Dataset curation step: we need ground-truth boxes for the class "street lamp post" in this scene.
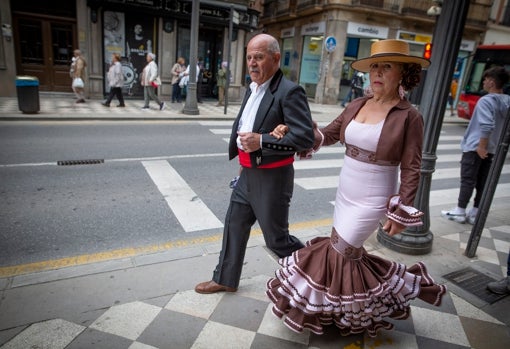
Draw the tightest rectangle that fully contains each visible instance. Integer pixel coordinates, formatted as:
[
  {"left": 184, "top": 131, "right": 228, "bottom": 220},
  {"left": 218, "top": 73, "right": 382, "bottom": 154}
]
[
  {"left": 377, "top": 0, "right": 470, "bottom": 254},
  {"left": 183, "top": 0, "right": 200, "bottom": 115}
]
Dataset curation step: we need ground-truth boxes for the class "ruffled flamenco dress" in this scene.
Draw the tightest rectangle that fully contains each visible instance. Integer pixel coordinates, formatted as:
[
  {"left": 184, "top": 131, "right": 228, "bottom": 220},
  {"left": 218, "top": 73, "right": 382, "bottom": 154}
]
[{"left": 266, "top": 120, "right": 447, "bottom": 337}]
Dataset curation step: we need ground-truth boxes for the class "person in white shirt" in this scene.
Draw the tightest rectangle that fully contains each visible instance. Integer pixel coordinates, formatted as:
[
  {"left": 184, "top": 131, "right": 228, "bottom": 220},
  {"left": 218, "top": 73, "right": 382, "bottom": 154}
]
[
  {"left": 102, "top": 53, "right": 125, "bottom": 107},
  {"left": 140, "top": 53, "right": 165, "bottom": 110},
  {"left": 194, "top": 34, "right": 315, "bottom": 294}
]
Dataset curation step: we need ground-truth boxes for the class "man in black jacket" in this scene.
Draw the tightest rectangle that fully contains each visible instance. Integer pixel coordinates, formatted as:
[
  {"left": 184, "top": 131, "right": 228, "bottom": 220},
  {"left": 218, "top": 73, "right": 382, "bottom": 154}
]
[{"left": 195, "top": 34, "right": 315, "bottom": 294}]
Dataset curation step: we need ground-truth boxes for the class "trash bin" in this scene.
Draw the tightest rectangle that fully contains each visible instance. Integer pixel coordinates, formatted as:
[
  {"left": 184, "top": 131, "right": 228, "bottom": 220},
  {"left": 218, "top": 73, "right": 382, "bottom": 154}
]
[{"left": 16, "top": 76, "right": 40, "bottom": 114}]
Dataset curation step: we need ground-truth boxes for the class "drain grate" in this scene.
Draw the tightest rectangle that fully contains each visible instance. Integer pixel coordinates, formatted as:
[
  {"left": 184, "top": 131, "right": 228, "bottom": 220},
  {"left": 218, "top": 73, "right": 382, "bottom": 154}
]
[
  {"left": 443, "top": 267, "right": 508, "bottom": 304},
  {"left": 57, "top": 159, "right": 104, "bottom": 166}
]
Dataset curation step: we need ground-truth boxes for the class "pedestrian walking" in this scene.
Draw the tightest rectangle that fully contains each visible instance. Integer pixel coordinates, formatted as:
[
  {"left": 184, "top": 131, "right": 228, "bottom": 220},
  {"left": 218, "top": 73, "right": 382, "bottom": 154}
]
[
  {"left": 441, "top": 66, "right": 510, "bottom": 224},
  {"left": 352, "top": 70, "right": 365, "bottom": 99},
  {"left": 102, "top": 53, "right": 125, "bottom": 107},
  {"left": 487, "top": 249, "right": 510, "bottom": 295},
  {"left": 171, "top": 57, "right": 186, "bottom": 103},
  {"left": 70, "top": 49, "right": 87, "bottom": 103},
  {"left": 448, "top": 77, "right": 458, "bottom": 116},
  {"left": 194, "top": 33, "right": 315, "bottom": 294},
  {"left": 266, "top": 39, "right": 447, "bottom": 337},
  {"left": 197, "top": 59, "right": 204, "bottom": 103},
  {"left": 181, "top": 62, "right": 201, "bottom": 102},
  {"left": 216, "top": 61, "right": 228, "bottom": 106},
  {"left": 140, "top": 53, "right": 165, "bottom": 110}
]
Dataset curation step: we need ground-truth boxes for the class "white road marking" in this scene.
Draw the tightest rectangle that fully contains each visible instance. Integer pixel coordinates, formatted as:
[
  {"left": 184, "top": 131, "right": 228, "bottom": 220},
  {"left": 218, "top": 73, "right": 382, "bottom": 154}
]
[
  {"left": 296, "top": 164, "right": 510, "bottom": 190},
  {"left": 142, "top": 160, "right": 223, "bottom": 232},
  {"left": 429, "top": 183, "right": 510, "bottom": 206},
  {"left": 209, "top": 128, "right": 232, "bottom": 135}
]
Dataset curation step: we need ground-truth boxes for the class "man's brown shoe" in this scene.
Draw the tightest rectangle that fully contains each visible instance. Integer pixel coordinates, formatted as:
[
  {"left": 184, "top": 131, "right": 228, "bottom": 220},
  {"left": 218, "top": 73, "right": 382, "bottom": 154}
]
[{"left": 195, "top": 280, "right": 237, "bottom": 294}]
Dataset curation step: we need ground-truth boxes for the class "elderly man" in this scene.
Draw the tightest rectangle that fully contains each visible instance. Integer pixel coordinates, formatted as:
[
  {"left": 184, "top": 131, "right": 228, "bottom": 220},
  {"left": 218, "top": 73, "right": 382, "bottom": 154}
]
[{"left": 195, "top": 34, "right": 315, "bottom": 294}]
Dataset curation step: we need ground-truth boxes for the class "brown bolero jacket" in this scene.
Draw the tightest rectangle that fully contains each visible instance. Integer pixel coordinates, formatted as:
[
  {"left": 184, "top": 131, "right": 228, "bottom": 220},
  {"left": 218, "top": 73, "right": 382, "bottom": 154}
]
[{"left": 316, "top": 96, "right": 424, "bottom": 207}]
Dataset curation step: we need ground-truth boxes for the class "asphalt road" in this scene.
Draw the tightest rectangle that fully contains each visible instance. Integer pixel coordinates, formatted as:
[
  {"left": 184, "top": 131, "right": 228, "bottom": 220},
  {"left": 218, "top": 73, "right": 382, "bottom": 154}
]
[
  {"left": 0, "top": 121, "right": 239, "bottom": 267},
  {"left": 1, "top": 120, "right": 508, "bottom": 269}
]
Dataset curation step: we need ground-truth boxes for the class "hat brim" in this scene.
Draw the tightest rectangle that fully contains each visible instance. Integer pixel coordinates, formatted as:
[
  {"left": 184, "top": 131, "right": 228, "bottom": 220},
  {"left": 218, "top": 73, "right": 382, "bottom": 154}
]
[{"left": 351, "top": 54, "right": 430, "bottom": 73}]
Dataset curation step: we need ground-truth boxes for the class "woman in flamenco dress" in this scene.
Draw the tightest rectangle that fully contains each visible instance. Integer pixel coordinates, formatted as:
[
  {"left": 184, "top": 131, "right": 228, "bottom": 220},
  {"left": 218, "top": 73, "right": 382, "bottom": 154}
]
[{"left": 266, "top": 39, "right": 447, "bottom": 337}]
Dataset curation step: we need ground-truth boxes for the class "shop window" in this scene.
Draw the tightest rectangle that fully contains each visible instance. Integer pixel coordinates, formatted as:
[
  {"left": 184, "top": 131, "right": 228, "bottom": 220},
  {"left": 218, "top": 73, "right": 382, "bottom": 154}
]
[
  {"left": 345, "top": 38, "right": 359, "bottom": 58},
  {"left": 299, "top": 35, "right": 323, "bottom": 98}
]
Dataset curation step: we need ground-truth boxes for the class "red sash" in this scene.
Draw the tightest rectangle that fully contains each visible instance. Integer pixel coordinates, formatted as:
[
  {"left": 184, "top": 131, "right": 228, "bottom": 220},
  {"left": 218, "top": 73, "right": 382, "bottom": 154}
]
[{"left": 238, "top": 149, "right": 294, "bottom": 168}]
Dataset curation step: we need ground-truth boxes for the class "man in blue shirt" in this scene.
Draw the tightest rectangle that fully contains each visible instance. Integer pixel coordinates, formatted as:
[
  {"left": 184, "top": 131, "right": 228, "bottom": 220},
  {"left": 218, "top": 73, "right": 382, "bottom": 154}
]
[{"left": 442, "top": 66, "right": 510, "bottom": 224}]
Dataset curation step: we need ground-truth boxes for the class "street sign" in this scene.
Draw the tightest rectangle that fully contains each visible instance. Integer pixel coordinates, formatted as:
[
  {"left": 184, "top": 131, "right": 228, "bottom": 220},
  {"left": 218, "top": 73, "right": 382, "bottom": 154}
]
[
  {"left": 233, "top": 10, "right": 240, "bottom": 25},
  {"left": 325, "top": 36, "right": 337, "bottom": 53}
]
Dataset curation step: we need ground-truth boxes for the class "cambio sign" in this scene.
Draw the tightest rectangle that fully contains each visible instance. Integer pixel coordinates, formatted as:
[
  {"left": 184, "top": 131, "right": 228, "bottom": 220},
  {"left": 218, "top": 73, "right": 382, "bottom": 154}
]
[{"left": 347, "top": 22, "right": 388, "bottom": 39}]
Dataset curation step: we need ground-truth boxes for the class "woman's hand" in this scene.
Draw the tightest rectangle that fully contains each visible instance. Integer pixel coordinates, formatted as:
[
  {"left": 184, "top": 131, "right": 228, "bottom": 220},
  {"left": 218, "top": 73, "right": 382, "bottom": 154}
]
[
  {"left": 270, "top": 124, "right": 289, "bottom": 139},
  {"left": 382, "top": 219, "right": 406, "bottom": 236}
]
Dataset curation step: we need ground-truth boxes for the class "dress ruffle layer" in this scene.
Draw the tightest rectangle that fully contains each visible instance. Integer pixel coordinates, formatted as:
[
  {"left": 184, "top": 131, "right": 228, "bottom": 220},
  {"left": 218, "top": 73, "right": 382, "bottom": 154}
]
[{"left": 266, "top": 236, "right": 447, "bottom": 337}]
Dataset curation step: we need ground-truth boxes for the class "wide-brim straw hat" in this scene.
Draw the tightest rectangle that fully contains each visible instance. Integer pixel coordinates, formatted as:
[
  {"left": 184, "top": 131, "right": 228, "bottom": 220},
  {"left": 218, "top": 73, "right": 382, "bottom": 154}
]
[{"left": 351, "top": 39, "right": 430, "bottom": 72}]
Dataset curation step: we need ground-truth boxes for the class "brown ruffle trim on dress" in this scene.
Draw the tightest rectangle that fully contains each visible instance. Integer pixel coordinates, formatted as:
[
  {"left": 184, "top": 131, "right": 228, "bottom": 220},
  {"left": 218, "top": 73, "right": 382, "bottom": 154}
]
[
  {"left": 385, "top": 195, "right": 424, "bottom": 227},
  {"left": 266, "top": 230, "right": 447, "bottom": 337}
]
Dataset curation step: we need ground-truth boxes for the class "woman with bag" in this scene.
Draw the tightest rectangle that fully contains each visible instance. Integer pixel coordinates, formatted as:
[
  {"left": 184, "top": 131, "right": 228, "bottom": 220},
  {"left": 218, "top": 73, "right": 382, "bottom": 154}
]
[
  {"left": 140, "top": 53, "right": 165, "bottom": 111},
  {"left": 102, "top": 53, "right": 125, "bottom": 107},
  {"left": 171, "top": 57, "right": 186, "bottom": 103},
  {"left": 70, "top": 49, "right": 87, "bottom": 103}
]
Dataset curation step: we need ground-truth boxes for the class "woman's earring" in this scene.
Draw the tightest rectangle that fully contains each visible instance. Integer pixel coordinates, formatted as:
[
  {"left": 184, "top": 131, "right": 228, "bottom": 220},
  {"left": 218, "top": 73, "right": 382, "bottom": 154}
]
[
  {"left": 364, "top": 86, "right": 374, "bottom": 97},
  {"left": 399, "top": 85, "right": 405, "bottom": 99}
]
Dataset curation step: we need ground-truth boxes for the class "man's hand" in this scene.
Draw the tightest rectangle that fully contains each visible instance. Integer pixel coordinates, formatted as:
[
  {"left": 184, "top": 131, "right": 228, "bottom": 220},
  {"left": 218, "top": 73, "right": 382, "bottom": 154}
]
[
  {"left": 382, "top": 219, "right": 406, "bottom": 236},
  {"left": 477, "top": 138, "right": 489, "bottom": 159},
  {"left": 238, "top": 132, "right": 261, "bottom": 153},
  {"left": 476, "top": 145, "right": 488, "bottom": 159}
]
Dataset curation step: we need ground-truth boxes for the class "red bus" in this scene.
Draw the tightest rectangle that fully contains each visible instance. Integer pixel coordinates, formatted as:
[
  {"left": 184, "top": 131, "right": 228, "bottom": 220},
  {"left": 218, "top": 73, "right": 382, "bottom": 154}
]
[{"left": 457, "top": 44, "right": 510, "bottom": 120}]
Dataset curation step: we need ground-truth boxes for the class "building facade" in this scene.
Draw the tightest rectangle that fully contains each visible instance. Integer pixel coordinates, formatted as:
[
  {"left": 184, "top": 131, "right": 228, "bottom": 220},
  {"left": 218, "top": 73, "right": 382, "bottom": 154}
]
[
  {"left": 259, "top": 0, "right": 502, "bottom": 104},
  {"left": 1, "top": 0, "right": 508, "bottom": 104},
  {"left": 0, "top": 0, "right": 259, "bottom": 100}
]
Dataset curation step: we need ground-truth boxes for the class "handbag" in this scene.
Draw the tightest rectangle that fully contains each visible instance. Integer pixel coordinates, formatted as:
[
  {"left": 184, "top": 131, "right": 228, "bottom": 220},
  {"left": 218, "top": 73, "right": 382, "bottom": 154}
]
[
  {"left": 151, "top": 77, "right": 161, "bottom": 88},
  {"left": 72, "top": 78, "right": 84, "bottom": 88}
]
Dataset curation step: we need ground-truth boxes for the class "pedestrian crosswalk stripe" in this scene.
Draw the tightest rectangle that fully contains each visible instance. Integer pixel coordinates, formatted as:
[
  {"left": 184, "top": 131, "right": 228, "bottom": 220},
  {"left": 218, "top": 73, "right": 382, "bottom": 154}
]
[
  {"left": 199, "top": 121, "right": 234, "bottom": 126},
  {"left": 209, "top": 128, "right": 231, "bottom": 135},
  {"left": 295, "top": 164, "right": 510, "bottom": 189},
  {"left": 142, "top": 160, "right": 223, "bottom": 232},
  {"left": 429, "top": 183, "right": 510, "bottom": 206},
  {"left": 439, "top": 135, "right": 463, "bottom": 141},
  {"left": 294, "top": 159, "right": 344, "bottom": 170},
  {"left": 434, "top": 164, "right": 510, "bottom": 179},
  {"left": 295, "top": 176, "right": 339, "bottom": 189}
]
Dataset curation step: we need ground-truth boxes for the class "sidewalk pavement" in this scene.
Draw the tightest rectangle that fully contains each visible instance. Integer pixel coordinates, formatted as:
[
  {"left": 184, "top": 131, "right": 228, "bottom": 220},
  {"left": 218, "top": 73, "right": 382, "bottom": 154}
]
[
  {"left": 1, "top": 207, "right": 509, "bottom": 349},
  {"left": 2, "top": 94, "right": 508, "bottom": 349},
  {"left": 0, "top": 93, "right": 469, "bottom": 124}
]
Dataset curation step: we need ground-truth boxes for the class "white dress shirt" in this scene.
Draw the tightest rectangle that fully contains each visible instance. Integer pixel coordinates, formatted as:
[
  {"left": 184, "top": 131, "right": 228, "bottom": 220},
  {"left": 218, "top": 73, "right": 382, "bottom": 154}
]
[{"left": 236, "top": 79, "right": 271, "bottom": 150}]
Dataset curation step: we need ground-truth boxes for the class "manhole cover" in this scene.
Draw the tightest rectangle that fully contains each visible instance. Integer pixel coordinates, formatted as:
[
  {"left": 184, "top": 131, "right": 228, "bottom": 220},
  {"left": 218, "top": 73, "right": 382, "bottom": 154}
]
[{"left": 443, "top": 267, "right": 508, "bottom": 304}]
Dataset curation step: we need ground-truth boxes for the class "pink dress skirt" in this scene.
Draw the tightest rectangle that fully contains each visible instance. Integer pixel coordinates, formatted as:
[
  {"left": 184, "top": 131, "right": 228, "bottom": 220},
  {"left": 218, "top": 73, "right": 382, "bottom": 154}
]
[{"left": 266, "top": 120, "right": 447, "bottom": 337}]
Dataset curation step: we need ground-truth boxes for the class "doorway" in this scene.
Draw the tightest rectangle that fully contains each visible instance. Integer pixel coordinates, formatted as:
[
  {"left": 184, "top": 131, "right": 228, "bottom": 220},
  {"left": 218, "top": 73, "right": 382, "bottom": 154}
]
[
  {"left": 177, "top": 26, "right": 224, "bottom": 98},
  {"left": 13, "top": 16, "right": 76, "bottom": 92}
]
